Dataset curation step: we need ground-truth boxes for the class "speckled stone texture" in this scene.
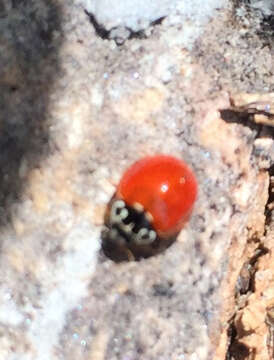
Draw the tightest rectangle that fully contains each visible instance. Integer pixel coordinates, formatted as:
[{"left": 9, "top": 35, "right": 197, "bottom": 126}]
[{"left": 0, "top": 1, "right": 273, "bottom": 360}]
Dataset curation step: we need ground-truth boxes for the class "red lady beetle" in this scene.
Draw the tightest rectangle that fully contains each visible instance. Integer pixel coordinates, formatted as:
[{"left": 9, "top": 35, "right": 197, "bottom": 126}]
[{"left": 102, "top": 155, "right": 198, "bottom": 261}]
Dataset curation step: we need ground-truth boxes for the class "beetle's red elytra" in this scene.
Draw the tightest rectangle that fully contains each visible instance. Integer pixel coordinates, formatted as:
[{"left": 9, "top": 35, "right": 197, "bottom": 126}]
[{"left": 102, "top": 155, "right": 198, "bottom": 261}]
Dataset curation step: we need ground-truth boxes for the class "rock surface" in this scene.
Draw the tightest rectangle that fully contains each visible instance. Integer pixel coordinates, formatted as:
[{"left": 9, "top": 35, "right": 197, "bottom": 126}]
[
  {"left": 0, "top": 1, "right": 273, "bottom": 360},
  {"left": 83, "top": 0, "right": 227, "bottom": 41}
]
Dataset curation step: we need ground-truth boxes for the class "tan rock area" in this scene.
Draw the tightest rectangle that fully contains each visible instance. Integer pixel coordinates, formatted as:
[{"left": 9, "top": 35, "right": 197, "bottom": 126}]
[{"left": 0, "top": 1, "right": 273, "bottom": 360}]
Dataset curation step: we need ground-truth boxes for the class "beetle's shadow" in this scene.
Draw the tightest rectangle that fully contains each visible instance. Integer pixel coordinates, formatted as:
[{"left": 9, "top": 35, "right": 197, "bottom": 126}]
[{"left": 0, "top": 2, "right": 62, "bottom": 231}]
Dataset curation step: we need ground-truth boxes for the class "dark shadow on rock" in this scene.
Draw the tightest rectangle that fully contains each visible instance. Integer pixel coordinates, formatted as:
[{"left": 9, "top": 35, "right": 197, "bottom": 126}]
[
  {"left": 85, "top": 10, "right": 165, "bottom": 45},
  {"left": 220, "top": 109, "right": 263, "bottom": 134},
  {"left": 0, "top": 1, "right": 63, "bottom": 228}
]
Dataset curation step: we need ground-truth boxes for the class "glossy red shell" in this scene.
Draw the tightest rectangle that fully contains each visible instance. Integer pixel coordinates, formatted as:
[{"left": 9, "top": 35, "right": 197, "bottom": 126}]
[{"left": 116, "top": 155, "right": 198, "bottom": 235}]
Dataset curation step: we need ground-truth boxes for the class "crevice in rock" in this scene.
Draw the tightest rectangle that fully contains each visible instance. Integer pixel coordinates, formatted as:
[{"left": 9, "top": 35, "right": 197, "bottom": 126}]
[
  {"left": 225, "top": 164, "right": 273, "bottom": 359},
  {"left": 225, "top": 245, "right": 269, "bottom": 359},
  {"left": 84, "top": 11, "right": 109, "bottom": 39},
  {"left": 85, "top": 10, "right": 165, "bottom": 45},
  {"left": 226, "top": 321, "right": 255, "bottom": 360},
  {"left": 222, "top": 96, "right": 274, "bottom": 358},
  {"left": 265, "top": 164, "right": 274, "bottom": 225}
]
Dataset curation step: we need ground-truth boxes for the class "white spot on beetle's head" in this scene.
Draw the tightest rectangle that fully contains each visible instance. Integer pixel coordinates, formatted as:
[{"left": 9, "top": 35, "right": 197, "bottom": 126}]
[
  {"left": 110, "top": 200, "right": 126, "bottom": 223},
  {"left": 134, "top": 228, "right": 156, "bottom": 245},
  {"left": 120, "top": 208, "right": 129, "bottom": 220}
]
